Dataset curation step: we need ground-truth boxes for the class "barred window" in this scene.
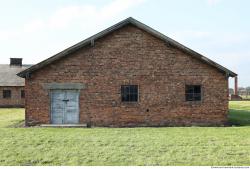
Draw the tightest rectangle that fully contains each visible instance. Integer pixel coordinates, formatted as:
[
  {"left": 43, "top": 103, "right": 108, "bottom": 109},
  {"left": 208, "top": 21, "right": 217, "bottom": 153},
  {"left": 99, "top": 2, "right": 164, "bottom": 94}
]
[
  {"left": 21, "top": 90, "right": 25, "bottom": 98},
  {"left": 3, "top": 90, "right": 11, "bottom": 98},
  {"left": 185, "top": 85, "right": 201, "bottom": 101},
  {"left": 121, "top": 85, "right": 138, "bottom": 102}
]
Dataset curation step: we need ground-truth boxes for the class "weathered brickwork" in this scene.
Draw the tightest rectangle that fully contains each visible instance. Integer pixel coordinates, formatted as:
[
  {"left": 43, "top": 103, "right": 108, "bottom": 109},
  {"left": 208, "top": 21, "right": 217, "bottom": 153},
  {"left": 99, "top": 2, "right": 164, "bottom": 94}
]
[
  {"left": 0, "top": 86, "right": 25, "bottom": 107},
  {"left": 25, "top": 24, "right": 229, "bottom": 127}
]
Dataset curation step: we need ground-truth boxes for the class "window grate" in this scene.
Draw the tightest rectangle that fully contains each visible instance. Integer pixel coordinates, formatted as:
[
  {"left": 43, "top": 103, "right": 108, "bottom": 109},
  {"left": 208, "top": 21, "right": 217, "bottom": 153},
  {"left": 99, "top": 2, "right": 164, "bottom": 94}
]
[
  {"left": 185, "top": 85, "right": 201, "bottom": 101},
  {"left": 21, "top": 90, "right": 25, "bottom": 98},
  {"left": 121, "top": 85, "right": 138, "bottom": 102},
  {"left": 3, "top": 90, "right": 11, "bottom": 99}
]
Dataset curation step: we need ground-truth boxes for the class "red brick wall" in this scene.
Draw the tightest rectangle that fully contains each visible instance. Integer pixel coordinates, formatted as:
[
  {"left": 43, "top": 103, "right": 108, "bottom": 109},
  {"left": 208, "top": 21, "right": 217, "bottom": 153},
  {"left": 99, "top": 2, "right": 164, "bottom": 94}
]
[
  {"left": 25, "top": 24, "right": 229, "bottom": 126},
  {"left": 0, "top": 86, "right": 25, "bottom": 107}
]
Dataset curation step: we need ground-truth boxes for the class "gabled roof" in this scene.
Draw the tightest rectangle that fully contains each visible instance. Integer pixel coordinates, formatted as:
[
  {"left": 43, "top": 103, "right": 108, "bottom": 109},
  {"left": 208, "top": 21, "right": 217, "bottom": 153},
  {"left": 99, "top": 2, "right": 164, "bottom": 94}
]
[
  {"left": 0, "top": 64, "right": 32, "bottom": 86},
  {"left": 17, "top": 17, "right": 237, "bottom": 78}
]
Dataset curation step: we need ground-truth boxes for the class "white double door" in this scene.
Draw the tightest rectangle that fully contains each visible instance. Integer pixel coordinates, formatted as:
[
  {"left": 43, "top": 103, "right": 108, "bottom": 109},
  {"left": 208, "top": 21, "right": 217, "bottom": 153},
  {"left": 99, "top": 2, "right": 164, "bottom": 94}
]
[{"left": 51, "top": 90, "right": 79, "bottom": 124}]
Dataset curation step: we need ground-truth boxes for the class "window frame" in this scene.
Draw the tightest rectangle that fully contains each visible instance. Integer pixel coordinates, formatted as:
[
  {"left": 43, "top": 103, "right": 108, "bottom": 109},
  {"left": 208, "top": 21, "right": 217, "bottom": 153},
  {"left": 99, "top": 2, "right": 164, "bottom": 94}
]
[
  {"left": 185, "top": 85, "right": 202, "bottom": 102},
  {"left": 3, "top": 90, "right": 11, "bottom": 99},
  {"left": 121, "top": 85, "right": 139, "bottom": 103}
]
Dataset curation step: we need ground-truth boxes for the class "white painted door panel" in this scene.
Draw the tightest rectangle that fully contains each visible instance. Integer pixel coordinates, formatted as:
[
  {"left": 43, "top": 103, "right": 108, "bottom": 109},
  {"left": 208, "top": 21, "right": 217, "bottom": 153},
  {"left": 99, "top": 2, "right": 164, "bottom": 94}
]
[
  {"left": 51, "top": 90, "right": 79, "bottom": 124},
  {"left": 64, "top": 90, "right": 79, "bottom": 124},
  {"left": 51, "top": 90, "right": 65, "bottom": 124}
]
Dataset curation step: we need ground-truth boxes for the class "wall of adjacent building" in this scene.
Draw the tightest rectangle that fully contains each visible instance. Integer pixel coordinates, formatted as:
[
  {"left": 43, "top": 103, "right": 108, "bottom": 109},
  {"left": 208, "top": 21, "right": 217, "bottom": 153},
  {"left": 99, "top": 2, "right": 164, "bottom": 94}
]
[{"left": 0, "top": 86, "right": 25, "bottom": 108}]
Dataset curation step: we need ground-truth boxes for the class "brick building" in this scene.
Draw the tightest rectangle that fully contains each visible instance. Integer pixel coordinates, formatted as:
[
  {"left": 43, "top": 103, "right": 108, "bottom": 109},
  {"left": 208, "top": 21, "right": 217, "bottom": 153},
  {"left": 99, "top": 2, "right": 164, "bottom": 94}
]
[
  {"left": 0, "top": 58, "right": 31, "bottom": 107},
  {"left": 18, "top": 18, "right": 237, "bottom": 127}
]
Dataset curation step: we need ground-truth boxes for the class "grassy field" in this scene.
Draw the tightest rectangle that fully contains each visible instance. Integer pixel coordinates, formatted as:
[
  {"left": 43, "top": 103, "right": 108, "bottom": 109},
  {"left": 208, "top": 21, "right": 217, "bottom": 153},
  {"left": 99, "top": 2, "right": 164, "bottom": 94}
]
[
  {"left": 228, "top": 101, "right": 250, "bottom": 126},
  {"left": 0, "top": 108, "right": 24, "bottom": 128},
  {"left": 0, "top": 101, "right": 250, "bottom": 166}
]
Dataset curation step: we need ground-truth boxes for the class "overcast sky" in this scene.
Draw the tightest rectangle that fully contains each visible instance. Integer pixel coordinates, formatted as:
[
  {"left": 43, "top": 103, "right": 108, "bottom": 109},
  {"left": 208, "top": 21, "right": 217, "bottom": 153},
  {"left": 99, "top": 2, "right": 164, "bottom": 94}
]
[{"left": 0, "top": 0, "right": 249, "bottom": 87}]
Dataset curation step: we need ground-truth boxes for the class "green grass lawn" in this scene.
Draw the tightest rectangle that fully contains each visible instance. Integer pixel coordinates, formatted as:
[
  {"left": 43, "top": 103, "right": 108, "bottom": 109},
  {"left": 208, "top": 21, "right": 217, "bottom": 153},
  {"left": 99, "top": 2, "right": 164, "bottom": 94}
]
[
  {"left": 0, "top": 108, "right": 24, "bottom": 128},
  {"left": 0, "top": 102, "right": 250, "bottom": 166},
  {"left": 229, "top": 101, "right": 250, "bottom": 126}
]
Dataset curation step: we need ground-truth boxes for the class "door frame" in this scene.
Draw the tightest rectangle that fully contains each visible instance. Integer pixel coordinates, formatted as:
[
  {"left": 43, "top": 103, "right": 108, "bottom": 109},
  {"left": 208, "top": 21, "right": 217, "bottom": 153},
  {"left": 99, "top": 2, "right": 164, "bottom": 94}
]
[{"left": 44, "top": 83, "right": 85, "bottom": 124}]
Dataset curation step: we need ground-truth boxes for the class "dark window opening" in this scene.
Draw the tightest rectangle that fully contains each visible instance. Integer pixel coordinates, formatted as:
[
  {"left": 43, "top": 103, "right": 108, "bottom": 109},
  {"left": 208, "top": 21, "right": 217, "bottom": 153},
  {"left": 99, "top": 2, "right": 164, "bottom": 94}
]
[
  {"left": 3, "top": 90, "right": 11, "bottom": 98},
  {"left": 185, "top": 85, "right": 201, "bottom": 101},
  {"left": 121, "top": 85, "right": 138, "bottom": 102},
  {"left": 21, "top": 90, "right": 25, "bottom": 98}
]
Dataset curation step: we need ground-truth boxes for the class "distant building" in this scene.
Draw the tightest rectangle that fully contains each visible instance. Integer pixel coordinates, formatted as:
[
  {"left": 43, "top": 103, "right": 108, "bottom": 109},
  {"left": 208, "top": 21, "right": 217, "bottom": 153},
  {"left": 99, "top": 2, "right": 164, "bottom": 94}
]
[{"left": 0, "top": 58, "right": 31, "bottom": 107}]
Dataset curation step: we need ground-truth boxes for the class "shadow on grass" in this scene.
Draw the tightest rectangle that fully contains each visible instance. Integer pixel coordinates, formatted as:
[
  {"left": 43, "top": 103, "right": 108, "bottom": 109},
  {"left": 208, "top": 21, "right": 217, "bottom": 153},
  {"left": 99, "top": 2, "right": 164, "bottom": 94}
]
[
  {"left": 228, "top": 109, "right": 250, "bottom": 126},
  {"left": 6, "top": 120, "right": 25, "bottom": 128}
]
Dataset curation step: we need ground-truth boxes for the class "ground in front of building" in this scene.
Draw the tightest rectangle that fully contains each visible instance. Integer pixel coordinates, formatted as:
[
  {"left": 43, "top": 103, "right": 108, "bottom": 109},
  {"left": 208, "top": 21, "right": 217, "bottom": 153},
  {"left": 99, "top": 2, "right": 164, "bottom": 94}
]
[{"left": 0, "top": 101, "right": 250, "bottom": 165}]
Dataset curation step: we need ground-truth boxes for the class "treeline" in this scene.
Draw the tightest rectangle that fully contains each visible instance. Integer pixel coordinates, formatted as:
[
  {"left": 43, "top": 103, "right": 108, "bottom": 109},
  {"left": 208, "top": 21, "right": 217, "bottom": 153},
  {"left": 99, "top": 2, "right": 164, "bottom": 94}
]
[{"left": 229, "top": 87, "right": 250, "bottom": 98}]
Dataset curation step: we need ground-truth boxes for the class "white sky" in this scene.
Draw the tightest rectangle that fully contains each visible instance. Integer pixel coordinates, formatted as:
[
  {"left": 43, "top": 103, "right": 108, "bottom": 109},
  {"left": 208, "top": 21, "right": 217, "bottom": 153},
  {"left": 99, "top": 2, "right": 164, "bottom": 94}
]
[{"left": 0, "top": 0, "right": 249, "bottom": 87}]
